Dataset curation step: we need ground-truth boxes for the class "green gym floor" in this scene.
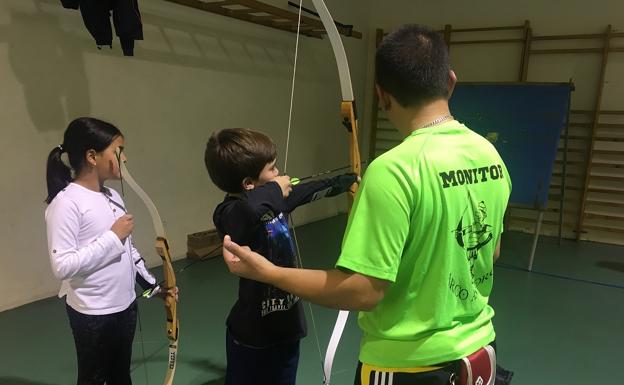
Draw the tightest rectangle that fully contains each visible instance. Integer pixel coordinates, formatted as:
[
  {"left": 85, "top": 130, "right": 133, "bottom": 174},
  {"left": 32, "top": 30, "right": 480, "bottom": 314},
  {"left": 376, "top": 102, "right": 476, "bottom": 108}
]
[{"left": 2, "top": 214, "right": 623, "bottom": 385}]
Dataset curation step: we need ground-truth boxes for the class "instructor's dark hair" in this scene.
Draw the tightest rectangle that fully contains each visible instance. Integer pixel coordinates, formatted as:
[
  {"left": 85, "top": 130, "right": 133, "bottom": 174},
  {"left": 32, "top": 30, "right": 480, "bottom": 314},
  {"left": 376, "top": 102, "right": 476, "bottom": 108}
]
[{"left": 376, "top": 24, "right": 451, "bottom": 107}]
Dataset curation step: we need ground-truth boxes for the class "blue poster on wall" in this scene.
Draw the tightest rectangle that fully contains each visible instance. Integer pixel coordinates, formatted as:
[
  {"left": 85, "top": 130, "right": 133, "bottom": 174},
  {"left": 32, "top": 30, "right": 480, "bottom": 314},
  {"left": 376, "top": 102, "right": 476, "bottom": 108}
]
[{"left": 449, "top": 83, "right": 572, "bottom": 209}]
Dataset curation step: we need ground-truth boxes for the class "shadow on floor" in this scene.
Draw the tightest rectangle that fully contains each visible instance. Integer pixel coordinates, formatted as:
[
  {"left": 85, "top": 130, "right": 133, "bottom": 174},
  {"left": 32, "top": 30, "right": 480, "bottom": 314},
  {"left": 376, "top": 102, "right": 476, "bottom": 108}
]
[
  {"left": 0, "top": 377, "right": 59, "bottom": 385},
  {"left": 596, "top": 260, "right": 624, "bottom": 273}
]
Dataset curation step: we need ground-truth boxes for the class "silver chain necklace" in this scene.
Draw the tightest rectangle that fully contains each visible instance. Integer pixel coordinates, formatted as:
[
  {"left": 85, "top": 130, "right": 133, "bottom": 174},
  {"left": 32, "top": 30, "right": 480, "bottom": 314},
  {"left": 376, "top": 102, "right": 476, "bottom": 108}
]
[{"left": 421, "top": 114, "right": 454, "bottom": 128}]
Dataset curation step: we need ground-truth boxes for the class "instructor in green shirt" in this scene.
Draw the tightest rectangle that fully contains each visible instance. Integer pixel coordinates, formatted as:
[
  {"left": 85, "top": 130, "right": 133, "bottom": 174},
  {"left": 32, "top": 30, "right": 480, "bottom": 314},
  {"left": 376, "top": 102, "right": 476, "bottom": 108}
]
[{"left": 222, "top": 24, "right": 512, "bottom": 385}]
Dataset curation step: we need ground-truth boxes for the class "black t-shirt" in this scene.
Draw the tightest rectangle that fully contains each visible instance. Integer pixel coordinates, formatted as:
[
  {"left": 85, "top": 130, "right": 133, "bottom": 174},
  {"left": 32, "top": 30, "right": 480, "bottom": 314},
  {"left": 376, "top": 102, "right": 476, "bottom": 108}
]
[{"left": 213, "top": 174, "right": 356, "bottom": 347}]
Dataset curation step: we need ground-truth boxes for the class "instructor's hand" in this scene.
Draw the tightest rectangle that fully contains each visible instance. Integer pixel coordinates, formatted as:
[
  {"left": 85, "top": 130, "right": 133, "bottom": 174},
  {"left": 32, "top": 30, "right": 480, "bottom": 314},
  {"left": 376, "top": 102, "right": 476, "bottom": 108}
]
[{"left": 222, "top": 235, "right": 277, "bottom": 283}]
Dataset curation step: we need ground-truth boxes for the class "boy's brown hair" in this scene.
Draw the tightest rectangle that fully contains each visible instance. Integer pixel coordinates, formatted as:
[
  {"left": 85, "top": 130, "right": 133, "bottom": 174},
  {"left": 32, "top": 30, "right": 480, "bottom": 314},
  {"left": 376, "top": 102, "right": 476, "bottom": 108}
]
[{"left": 205, "top": 128, "right": 277, "bottom": 193}]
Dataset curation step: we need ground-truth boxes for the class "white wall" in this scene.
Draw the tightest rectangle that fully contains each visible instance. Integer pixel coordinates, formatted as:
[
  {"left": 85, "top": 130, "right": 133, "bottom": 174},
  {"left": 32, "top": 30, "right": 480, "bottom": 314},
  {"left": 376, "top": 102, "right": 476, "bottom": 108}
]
[{"left": 0, "top": 0, "right": 371, "bottom": 311}]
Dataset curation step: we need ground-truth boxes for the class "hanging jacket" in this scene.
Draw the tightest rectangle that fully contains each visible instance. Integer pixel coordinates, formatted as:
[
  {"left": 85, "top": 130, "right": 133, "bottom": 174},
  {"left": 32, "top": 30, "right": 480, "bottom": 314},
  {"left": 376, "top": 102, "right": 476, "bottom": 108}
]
[
  {"left": 60, "top": 0, "right": 143, "bottom": 56},
  {"left": 60, "top": 0, "right": 80, "bottom": 9}
]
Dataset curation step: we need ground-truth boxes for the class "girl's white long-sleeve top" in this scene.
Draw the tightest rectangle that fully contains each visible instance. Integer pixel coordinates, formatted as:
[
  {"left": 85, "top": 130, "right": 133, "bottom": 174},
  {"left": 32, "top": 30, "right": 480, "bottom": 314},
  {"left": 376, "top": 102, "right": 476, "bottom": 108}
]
[{"left": 45, "top": 183, "right": 156, "bottom": 315}]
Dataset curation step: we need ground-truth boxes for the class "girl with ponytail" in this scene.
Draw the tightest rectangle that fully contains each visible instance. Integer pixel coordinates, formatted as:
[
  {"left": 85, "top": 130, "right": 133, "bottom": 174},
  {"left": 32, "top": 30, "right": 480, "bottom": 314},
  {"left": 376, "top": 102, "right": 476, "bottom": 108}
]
[{"left": 44, "top": 117, "right": 171, "bottom": 384}]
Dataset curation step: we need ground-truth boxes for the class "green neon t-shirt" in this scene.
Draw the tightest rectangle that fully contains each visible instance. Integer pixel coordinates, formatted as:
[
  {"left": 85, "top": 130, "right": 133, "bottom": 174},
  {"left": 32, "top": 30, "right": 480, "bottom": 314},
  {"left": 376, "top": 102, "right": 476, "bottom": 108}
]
[{"left": 337, "top": 120, "right": 512, "bottom": 367}]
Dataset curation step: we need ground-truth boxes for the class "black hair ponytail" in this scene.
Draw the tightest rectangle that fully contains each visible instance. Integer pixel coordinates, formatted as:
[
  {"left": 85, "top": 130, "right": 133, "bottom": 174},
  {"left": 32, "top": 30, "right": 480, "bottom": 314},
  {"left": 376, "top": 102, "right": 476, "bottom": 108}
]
[{"left": 45, "top": 117, "right": 122, "bottom": 204}]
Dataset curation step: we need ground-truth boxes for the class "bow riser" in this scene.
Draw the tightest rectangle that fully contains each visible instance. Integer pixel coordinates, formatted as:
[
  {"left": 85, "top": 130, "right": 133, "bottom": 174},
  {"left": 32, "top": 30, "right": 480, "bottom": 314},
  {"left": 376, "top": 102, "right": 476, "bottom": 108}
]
[
  {"left": 156, "top": 237, "right": 179, "bottom": 341},
  {"left": 341, "top": 100, "right": 361, "bottom": 204}
]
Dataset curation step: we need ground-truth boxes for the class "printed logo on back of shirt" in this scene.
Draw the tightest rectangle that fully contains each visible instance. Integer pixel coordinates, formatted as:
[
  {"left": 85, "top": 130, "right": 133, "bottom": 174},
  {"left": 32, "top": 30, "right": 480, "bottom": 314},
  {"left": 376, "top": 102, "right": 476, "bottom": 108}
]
[
  {"left": 448, "top": 192, "right": 494, "bottom": 302},
  {"left": 439, "top": 164, "right": 504, "bottom": 188}
]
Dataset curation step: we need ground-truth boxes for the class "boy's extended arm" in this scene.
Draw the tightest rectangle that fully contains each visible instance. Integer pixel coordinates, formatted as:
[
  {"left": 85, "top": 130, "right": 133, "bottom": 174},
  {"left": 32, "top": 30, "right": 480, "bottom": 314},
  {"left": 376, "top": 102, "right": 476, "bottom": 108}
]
[{"left": 284, "top": 173, "right": 358, "bottom": 212}]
